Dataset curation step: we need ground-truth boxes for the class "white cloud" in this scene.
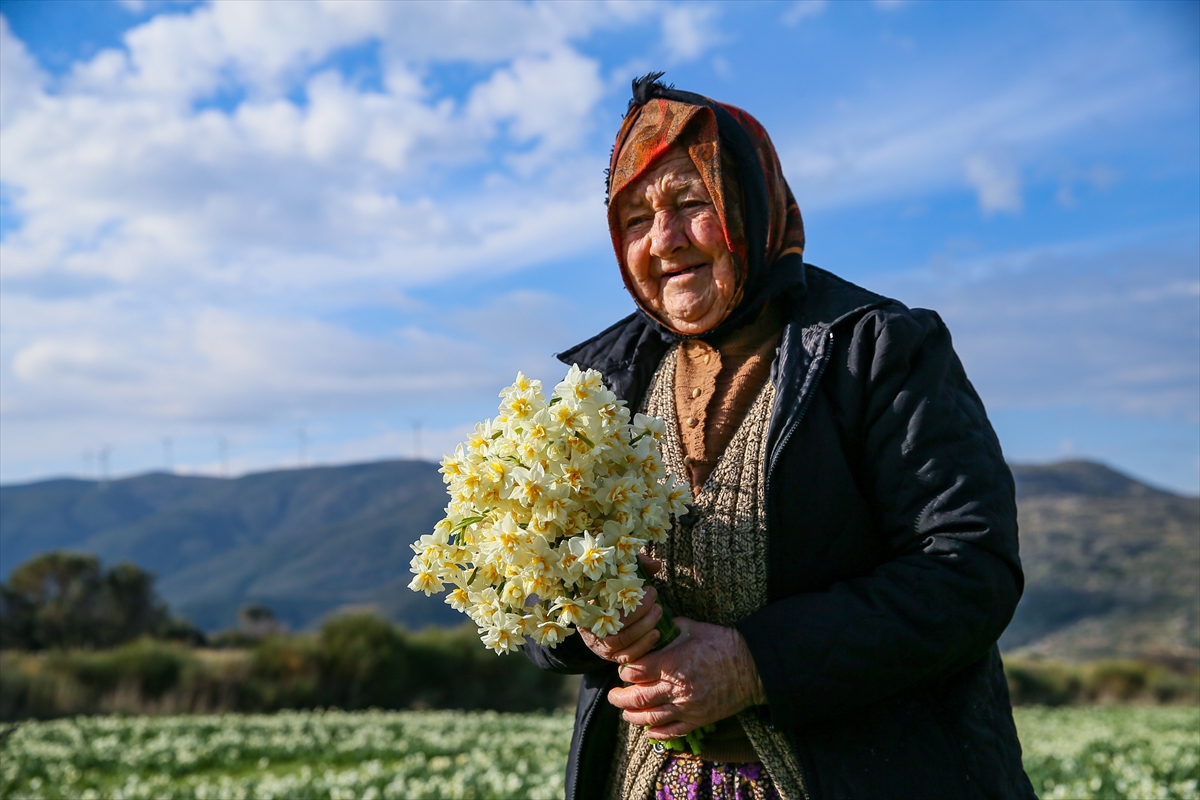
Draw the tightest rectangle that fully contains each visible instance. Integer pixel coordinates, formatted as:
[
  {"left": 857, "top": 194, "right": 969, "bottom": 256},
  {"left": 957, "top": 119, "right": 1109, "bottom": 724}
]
[
  {"left": 467, "top": 48, "right": 605, "bottom": 162},
  {"left": 878, "top": 236, "right": 1200, "bottom": 423},
  {"left": 0, "top": 284, "right": 584, "bottom": 425},
  {"left": 782, "top": 0, "right": 827, "bottom": 25},
  {"left": 0, "top": 5, "right": 621, "bottom": 297},
  {"left": 964, "top": 153, "right": 1022, "bottom": 215},
  {"left": 778, "top": 30, "right": 1188, "bottom": 213},
  {"left": 0, "top": 17, "right": 44, "bottom": 127},
  {"left": 660, "top": 4, "right": 721, "bottom": 63}
]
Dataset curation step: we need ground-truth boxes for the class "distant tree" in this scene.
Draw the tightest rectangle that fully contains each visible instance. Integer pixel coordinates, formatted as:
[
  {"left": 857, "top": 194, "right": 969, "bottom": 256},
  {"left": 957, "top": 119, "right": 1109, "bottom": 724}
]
[
  {"left": 0, "top": 552, "right": 173, "bottom": 650},
  {"left": 238, "top": 603, "right": 285, "bottom": 640}
]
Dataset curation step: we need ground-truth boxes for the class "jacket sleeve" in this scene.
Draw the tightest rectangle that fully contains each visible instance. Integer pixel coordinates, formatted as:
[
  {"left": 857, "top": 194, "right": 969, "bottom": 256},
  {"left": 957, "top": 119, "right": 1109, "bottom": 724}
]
[
  {"left": 737, "top": 306, "right": 1024, "bottom": 728},
  {"left": 523, "top": 630, "right": 612, "bottom": 675}
]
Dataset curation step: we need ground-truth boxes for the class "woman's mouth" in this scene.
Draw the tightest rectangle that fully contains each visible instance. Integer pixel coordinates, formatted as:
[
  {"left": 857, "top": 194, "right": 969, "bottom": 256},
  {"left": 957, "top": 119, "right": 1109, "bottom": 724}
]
[{"left": 663, "top": 263, "right": 708, "bottom": 279}]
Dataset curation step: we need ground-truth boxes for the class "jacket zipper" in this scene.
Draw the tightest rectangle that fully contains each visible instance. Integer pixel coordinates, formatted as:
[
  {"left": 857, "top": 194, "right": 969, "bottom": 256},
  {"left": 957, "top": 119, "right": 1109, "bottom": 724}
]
[
  {"left": 764, "top": 327, "right": 834, "bottom": 800},
  {"left": 766, "top": 328, "right": 833, "bottom": 512}
]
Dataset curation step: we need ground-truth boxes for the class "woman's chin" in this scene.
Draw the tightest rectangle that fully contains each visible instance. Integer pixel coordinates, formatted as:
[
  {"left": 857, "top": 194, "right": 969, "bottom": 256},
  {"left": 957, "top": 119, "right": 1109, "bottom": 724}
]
[{"left": 660, "top": 306, "right": 722, "bottom": 335}]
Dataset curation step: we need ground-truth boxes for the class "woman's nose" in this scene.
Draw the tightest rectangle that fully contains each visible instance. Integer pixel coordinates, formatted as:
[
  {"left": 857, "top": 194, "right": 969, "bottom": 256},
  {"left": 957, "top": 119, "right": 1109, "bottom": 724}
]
[{"left": 649, "top": 211, "right": 689, "bottom": 259}]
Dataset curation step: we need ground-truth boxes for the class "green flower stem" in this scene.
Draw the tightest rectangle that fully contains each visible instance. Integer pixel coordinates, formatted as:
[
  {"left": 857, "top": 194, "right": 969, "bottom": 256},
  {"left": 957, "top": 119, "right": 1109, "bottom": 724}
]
[
  {"left": 636, "top": 562, "right": 681, "bottom": 650},
  {"left": 634, "top": 562, "right": 712, "bottom": 755}
]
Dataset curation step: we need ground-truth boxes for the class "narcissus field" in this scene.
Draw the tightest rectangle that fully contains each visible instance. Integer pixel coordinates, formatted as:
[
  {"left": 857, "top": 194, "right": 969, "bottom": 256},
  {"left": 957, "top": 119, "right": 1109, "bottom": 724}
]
[{"left": 1, "top": 707, "right": 1196, "bottom": 800}]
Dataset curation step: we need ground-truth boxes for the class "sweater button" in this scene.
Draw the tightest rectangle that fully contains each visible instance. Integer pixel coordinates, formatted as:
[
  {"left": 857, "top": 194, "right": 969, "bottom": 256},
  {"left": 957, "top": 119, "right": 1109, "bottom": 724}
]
[
  {"left": 690, "top": 388, "right": 701, "bottom": 399},
  {"left": 685, "top": 417, "right": 699, "bottom": 427},
  {"left": 683, "top": 456, "right": 695, "bottom": 466}
]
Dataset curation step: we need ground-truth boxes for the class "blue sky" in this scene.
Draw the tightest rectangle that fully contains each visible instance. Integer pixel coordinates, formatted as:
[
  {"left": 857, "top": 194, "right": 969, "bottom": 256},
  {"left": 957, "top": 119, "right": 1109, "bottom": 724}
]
[{"left": 1, "top": 0, "right": 1197, "bottom": 494}]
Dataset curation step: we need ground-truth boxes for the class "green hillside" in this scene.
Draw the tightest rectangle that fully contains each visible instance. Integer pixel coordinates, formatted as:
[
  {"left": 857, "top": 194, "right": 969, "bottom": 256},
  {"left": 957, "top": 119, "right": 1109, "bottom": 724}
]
[
  {"left": 2, "top": 458, "right": 1197, "bottom": 661},
  {"left": 0, "top": 461, "right": 459, "bottom": 631},
  {"left": 1003, "top": 461, "right": 1199, "bottom": 664}
]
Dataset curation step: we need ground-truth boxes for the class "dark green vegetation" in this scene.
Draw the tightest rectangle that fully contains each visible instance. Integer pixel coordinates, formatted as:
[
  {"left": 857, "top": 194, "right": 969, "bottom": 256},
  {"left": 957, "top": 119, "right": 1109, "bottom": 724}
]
[
  {"left": 2, "top": 630, "right": 1190, "bottom": 721},
  {"left": 0, "top": 460, "right": 455, "bottom": 631},
  {"left": 1003, "top": 656, "right": 1197, "bottom": 706},
  {"left": 0, "top": 552, "right": 200, "bottom": 651},
  {"left": 2, "top": 458, "right": 1197, "bottom": 663},
  {"left": 1003, "top": 461, "right": 1199, "bottom": 665},
  {"left": 0, "top": 613, "right": 574, "bottom": 721}
]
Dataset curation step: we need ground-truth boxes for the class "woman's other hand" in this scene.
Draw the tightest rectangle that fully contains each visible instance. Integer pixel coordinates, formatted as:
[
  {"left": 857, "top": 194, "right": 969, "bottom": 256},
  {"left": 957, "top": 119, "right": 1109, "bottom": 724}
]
[
  {"left": 578, "top": 555, "right": 665, "bottom": 665},
  {"left": 606, "top": 617, "right": 767, "bottom": 739}
]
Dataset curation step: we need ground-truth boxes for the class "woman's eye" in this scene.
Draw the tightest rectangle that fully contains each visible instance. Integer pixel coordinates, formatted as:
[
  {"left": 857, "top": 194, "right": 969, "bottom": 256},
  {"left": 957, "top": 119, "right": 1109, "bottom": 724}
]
[
  {"left": 681, "top": 199, "right": 709, "bottom": 210},
  {"left": 624, "top": 214, "right": 651, "bottom": 229}
]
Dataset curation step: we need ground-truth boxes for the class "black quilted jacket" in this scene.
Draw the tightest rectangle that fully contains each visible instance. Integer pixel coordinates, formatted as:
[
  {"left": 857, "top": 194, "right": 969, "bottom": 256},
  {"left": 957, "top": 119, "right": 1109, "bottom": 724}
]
[{"left": 524, "top": 261, "right": 1037, "bottom": 800}]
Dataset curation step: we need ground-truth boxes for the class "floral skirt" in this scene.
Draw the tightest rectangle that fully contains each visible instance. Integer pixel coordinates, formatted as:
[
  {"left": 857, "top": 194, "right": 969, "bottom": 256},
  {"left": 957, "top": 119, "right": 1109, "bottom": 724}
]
[{"left": 655, "top": 755, "right": 781, "bottom": 800}]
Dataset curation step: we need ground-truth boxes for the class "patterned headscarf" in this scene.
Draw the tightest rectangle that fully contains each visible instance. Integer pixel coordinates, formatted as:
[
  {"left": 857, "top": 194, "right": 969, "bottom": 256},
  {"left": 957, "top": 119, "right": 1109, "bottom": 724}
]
[{"left": 606, "top": 74, "right": 806, "bottom": 338}]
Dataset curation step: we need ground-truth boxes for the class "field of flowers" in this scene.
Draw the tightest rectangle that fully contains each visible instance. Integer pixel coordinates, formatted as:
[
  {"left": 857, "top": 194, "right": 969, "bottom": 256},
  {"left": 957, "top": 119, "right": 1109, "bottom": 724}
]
[
  {"left": 1, "top": 706, "right": 1196, "bottom": 799},
  {"left": 0, "top": 710, "right": 573, "bottom": 800},
  {"left": 1017, "top": 707, "right": 1199, "bottom": 800}
]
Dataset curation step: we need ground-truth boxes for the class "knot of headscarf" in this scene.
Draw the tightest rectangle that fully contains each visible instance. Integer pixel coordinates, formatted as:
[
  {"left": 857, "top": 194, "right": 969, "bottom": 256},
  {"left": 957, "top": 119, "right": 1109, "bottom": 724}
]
[{"left": 606, "top": 74, "right": 806, "bottom": 340}]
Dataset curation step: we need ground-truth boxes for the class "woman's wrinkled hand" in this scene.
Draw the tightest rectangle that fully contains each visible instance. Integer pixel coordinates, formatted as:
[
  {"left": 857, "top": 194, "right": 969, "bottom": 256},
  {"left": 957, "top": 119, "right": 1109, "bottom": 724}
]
[
  {"left": 606, "top": 617, "right": 766, "bottom": 740},
  {"left": 578, "top": 555, "right": 664, "bottom": 665}
]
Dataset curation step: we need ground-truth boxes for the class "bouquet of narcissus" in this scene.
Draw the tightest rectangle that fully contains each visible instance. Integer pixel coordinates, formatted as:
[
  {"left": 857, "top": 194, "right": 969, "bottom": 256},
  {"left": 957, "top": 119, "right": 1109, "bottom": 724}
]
[{"left": 409, "top": 366, "right": 691, "bottom": 655}]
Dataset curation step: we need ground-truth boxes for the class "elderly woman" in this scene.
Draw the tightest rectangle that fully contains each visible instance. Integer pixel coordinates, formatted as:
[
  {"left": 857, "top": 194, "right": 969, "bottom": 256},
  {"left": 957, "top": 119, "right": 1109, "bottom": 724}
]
[{"left": 525, "top": 76, "right": 1035, "bottom": 800}]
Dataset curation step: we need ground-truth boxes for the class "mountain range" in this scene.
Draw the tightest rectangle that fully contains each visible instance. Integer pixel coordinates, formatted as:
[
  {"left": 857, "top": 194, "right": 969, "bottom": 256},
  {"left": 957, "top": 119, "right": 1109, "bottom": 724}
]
[{"left": 2, "top": 458, "right": 1196, "bottom": 662}]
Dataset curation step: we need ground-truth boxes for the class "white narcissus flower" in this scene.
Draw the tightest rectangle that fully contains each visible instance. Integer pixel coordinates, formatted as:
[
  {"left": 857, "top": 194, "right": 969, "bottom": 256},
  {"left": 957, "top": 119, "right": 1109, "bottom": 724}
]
[
  {"left": 500, "top": 580, "right": 525, "bottom": 609},
  {"left": 632, "top": 412, "right": 667, "bottom": 440},
  {"left": 446, "top": 587, "right": 471, "bottom": 611},
  {"left": 523, "top": 409, "right": 553, "bottom": 443},
  {"left": 480, "top": 613, "right": 526, "bottom": 654},
  {"left": 568, "top": 531, "right": 615, "bottom": 581},
  {"left": 408, "top": 571, "right": 443, "bottom": 596},
  {"left": 533, "top": 484, "right": 571, "bottom": 532},
  {"left": 466, "top": 421, "right": 496, "bottom": 456},
  {"left": 614, "top": 533, "right": 647, "bottom": 561},
  {"left": 499, "top": 374, "right": 544, "bottom": 421},
  {"left": 600, "top": 574, "right": 645, "bottom": 613},
  {"left": 467, "top": 588, "right": 504, "bottom": 627},
  {"left": 597, "top": 475, "right": 640, "bottom": 515},
  {"left": 524, "top": 605, "right": 572, "bottom": 647},
  {"left": 508, "top": 462, "right": 547, "bottom": 507},
  {"left": 551, "top": 595, "right": 596, "bottom": 629},
  {"left": 522, "top": 570, "right": 560, "bottom": 601},
  {"left": 550, "top": 401, "right": 587, "bottom": 434},
  {"left": 665, "top": 476, "right": 693, "bottom": 517},
  {"left": 590, "top": 608, "right": 622, "bottom": 638},
  {"left": 524, "top": 535, "right": 559, "bottom": 578}
]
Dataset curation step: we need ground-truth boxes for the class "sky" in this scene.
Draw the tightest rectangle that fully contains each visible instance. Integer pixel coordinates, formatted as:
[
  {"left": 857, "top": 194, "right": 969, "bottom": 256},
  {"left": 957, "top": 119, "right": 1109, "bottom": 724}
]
[{"left": 0, "top": 0, "right": 1197, "bottom": 494}]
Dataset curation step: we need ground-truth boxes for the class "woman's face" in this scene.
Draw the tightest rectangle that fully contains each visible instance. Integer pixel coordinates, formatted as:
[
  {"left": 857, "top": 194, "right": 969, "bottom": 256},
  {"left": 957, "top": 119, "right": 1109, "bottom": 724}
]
[{"left": 615, "top": 147, "right": 737, "bottom": 335}]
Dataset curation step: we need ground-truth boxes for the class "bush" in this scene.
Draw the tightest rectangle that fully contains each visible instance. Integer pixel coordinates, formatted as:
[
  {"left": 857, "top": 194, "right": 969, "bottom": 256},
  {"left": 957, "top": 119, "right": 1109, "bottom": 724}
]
[
  {"left": 0, "top": 613, "right": 577, "bottom": 720},
  {"left": 247, "top": 634, "right": 320, "bottom": 710},
  {"left": 1, "top": 640, "right": 200, "bottom": 718},
  {"left": 1004, "top": 656, "right": 1200, "bottom": 706},
  {"left": 407, "top": 625, "right": 574, "bottom": 712},
  {"left": 1005, "top": 659, "right": 1083, "bottom": 706},
  {"left": 317, "top": 612, "right": 410, "bottom": 710}
]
